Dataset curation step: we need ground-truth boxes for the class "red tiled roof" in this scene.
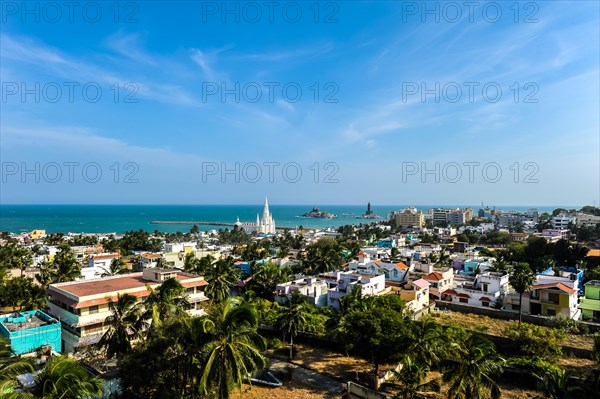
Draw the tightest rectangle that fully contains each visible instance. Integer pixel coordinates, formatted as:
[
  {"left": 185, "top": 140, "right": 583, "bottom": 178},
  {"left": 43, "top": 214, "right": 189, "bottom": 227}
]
[
  {"left": 457, "top": 293, "right": 470, "bottom": 298},
  {"left": 532, "top": 282, "right": 576, "bottom": 295},
  {"left": 425, "top": 272, "right": 444, "bottom": 281},
  {"left": 90, "top": 253, "right": 120, "bottom": 260},
  {"left": 444, "top": 289, "right": 458, "bottom": 296}
]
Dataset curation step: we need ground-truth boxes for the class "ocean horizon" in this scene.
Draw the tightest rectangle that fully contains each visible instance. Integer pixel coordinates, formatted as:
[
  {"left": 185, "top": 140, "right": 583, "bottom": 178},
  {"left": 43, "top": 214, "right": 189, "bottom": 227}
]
[{"left": 0, "top": 204, "right": 580, "bottom": 234}]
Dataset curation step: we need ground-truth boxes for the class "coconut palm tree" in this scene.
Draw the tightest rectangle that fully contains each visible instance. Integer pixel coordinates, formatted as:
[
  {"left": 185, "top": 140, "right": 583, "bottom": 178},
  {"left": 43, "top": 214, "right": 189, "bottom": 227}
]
[
  {"left": 275, "top": 291, "right": 316, "bottom": 360},
  {"left": 198, "top": 298, "right": 266, "bottom": 399},
  {"left": 32, "top": 356, "right": 103, "bottom": 399},
  {"left": 435, "top": 248, "right": 451, "bottom": 269},
  {"left": 248, "top": 261, "right": 288, "bottom": 300},
  {"left": 387, "top": 356, "right": 441, "bottom": 399},
  {"left": 174, "top": 316, "right": 215, "bottom": 397},
  {"left": 204, "top": 257, "right": 239, "bottom": 303},
  {"left": 404, "top": 318, "right": 445, "bottom": 368},
  {"left": 143, "top": 277, "right": 190, "bottom": 331},
  {"left": 98, "top": 293, "right": 146, "bottom": 359},
  {"left": 440, "top": 333, "right": 504, "bottom": 399},
  {"left": 509, "top": 262, "right": 536, "bottom": 326},
  {"left": 0, "top": 336, "right": 34, "bottom": 397},
  {"left": 100, "top": 257, "right": 129, "bottom": 277}
]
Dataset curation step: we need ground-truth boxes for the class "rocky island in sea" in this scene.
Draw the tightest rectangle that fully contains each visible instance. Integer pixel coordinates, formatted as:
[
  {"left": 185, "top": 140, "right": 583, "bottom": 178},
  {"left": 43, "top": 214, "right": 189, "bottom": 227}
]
[{"left": 300, "top": 207, "right": 338, "bottom": 219}]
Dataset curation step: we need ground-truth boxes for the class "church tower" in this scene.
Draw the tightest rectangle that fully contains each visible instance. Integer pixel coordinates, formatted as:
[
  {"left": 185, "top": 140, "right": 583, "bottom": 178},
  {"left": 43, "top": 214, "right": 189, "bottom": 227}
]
[{"left": 258, "top": 196, "right": 276, "bottom": 234}]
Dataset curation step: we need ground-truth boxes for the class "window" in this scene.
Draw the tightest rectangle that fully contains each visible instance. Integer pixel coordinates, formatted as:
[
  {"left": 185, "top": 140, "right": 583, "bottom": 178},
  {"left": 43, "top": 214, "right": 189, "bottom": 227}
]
[
  {"left": 393, "top": 269, "right": 398, "bottom": 277},
  {"left": 482, "top": 301, "right": 489, "bottom": 307},
  {"left": 459, "top": 298, "right": 468, "bottom": 304},
  {"left": 547, "top": 308, "right": 556, "bottom": 316},
  {"left": 89, "top": 305, "right": 99, "bottom": 314},
  {"left": 548, "top": 293, "right": 559, "bottom": 304}
]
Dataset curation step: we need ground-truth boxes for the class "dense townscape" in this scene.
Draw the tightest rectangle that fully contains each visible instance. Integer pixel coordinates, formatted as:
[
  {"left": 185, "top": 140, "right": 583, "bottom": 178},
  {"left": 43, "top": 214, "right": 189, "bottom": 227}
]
[{"left": 1, "top": 202, "right": 600, "bottom": 398}]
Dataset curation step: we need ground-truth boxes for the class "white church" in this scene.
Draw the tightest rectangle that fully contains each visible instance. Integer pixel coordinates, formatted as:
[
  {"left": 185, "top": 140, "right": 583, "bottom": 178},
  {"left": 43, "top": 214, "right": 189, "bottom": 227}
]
[{"left": 234, "top": 197, "right": 276, "bottom": 235}]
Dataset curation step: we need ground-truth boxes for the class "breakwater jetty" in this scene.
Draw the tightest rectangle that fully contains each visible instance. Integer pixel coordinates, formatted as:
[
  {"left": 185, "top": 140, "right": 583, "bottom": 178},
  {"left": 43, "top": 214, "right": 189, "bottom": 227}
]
[{"left": 150, "top": 221, "right": 292, "bottom": 230}]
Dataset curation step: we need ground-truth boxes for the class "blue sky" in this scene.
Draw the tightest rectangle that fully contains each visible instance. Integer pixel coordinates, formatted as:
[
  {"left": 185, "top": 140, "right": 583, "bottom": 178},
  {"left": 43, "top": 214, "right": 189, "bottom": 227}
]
[{"left": 1, "top": 1, "right": 598, "bottom": 206}]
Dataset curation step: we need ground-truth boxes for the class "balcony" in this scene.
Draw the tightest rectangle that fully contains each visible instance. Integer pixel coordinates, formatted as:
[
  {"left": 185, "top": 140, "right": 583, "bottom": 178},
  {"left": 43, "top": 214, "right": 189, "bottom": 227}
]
[{"left": 187, "top": 292, "right": 208, "bottom": 303}]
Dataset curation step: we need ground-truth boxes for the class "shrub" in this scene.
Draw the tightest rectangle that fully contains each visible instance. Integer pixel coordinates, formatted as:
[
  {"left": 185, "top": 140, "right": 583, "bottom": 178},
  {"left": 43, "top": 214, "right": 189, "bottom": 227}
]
[
  {"left": 268, "top": 337, "right": 282, "bottom": 349},
  {"left": 504, "top": 323, "right": 565, "bottom": 361},
  {"left": 548, "top": 315, "right": 586, "bottom": 334}
]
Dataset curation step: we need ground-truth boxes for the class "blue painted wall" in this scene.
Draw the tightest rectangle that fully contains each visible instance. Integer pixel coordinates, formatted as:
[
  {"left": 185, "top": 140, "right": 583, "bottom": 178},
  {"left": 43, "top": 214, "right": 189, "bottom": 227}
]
[{"left": 0, "top": 310, "right": 62, "bottom": 355}]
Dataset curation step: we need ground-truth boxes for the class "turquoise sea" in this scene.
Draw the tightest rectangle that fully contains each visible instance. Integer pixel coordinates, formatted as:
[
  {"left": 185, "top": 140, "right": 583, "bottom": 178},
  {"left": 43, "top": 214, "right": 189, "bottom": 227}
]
[{"left": 0, "top": 205, "right": 566, "bottom": 234}]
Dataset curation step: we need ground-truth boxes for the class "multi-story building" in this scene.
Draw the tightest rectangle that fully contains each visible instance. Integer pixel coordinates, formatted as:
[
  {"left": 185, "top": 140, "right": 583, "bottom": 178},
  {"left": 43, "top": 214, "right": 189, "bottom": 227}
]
[
  {"left": 508, "top": 274, "right": 580, "bottom": 319},
  {"left": 324, "top": 271, "right": 386, "bottom": 310},
  {"left": 275, "top": 277, "right": 329, "bottom": 307},
  {"left": 579, "top": 280, "right": 600, "bottom": 321},
  {"left": 391, "top": 209, "right": 425, "bottom": 228},
  {"left": 427, "top": 208, "right": 452, "bottom": 226},
  {"left": 423, "top": 269, "right": 454, "bottom": 300},
  {"left": 446, "top": 209, "right": 473, "bottom": 225},
  {"left": 399, "top": 279, "right": 430, "bottom": 312},
  {"left": 139, "top": 252, "right": 163, "bottom": 269},
  {"left": 576, "top": 213, "right": 600, "bottom": 228},
  {"left": 551, "top": 213, "right": 577, "bottom": 229},
  {"left": 348, "top": 259, "right": 409, "bottom": 283},
  {"left": 527, "top": 282, "right": 579, "bottom": 319},
  {"left": 47, "top": 268, "right": 208, "bottom": 353},
  {"left": 83, "top": 253, "right": 121, "bottom": 280},
  {"left": 445, "top": 272, "right": 509, "bottom": 307}
]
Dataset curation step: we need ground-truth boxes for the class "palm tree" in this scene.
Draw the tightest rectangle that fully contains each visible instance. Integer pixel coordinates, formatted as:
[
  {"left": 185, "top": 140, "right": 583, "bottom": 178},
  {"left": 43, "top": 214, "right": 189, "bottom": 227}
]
[
  {"left": 37, "top": 244, "right": 81, "bottom": 285},
  {"left": 434, "top": 248, "right": 451, "bottom": 269},
  {"left": 0, "top": 336, "right": 34, "bottom": 396},
  {"left": 248, "top": 261, "right": 288, "bottom": 300},
  {"left": 441, "top": 333, "right": 504, "bottom": 399},
  {"left": 509, "top": 262, "right": 536, "bottom": 326},
  {"left": 404, "top": 318, "right": 445, "bottom": 368},
  {"left": 533, "top": 367, "right": 585, "bottom": 399},
  {"left": 387, "top": 356, "right": 441, "bottom": 399},
  {"left": 98, "top": 293, "right": 146, "bottom": 359},
  {"left": 32, "top": 356, "right": 103, "bottom": 399},
  {"left": 199, "top": 298, "right": 266, "bottom": 399},
  {"left": 390, "top": 247, "right": 401, "bottom": 263},
  {"left": 144, "top": 277, "right": 190, "bottom": 331},
  {"left": 173, "top": 316, "right": 215, "bottom": 397},
  {"left": 100, "top": 257, "right": 129, "bottom": 277},
  {"left": 275, "top": 292, "right": 316, "bottom": 360},
  {"left": 204, "top": 257, "right": 239, "bottom": 303}
]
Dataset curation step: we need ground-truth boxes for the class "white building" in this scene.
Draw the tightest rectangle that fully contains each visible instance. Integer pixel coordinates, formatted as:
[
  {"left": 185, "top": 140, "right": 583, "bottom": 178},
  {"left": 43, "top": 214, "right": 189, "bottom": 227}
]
[
  {"left": 140, "top": 253, "right": 163, "bottom": 269},
  {"left": 400, "top": 279, "right": 430, "bottom": 312},
  {"left": 551, "top": 213, "right": 577, "bottom": 229},
  {"left": 233, "top": 197, "right": 276, "bottom": 234},
  {"left": 445, "top": 272, "right": 509, "bottom": 307},
  {"left": 324, "top": 271, "right": 386, "bottom": 310},
  {"left": 82, "top": 253, "right": 122, "bottom": 280},
  {"left": 275, "top": 277, "right": 329, "bottom": 307},
  {"left": 349, "top": 259, "right": 410, "bottom": 283}
]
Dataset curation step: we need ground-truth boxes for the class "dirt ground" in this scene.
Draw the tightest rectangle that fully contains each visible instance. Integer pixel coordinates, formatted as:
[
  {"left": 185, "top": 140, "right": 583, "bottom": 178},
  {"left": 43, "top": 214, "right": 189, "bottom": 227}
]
[{"left": 246, "top": 343, "right": 550, "bottom": 398}]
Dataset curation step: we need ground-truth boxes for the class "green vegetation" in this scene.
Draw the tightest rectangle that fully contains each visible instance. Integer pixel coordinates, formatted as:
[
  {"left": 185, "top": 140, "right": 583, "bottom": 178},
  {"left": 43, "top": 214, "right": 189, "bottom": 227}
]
[{"left": 504, "top": 323, "right": 565, "bottom": 361}]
